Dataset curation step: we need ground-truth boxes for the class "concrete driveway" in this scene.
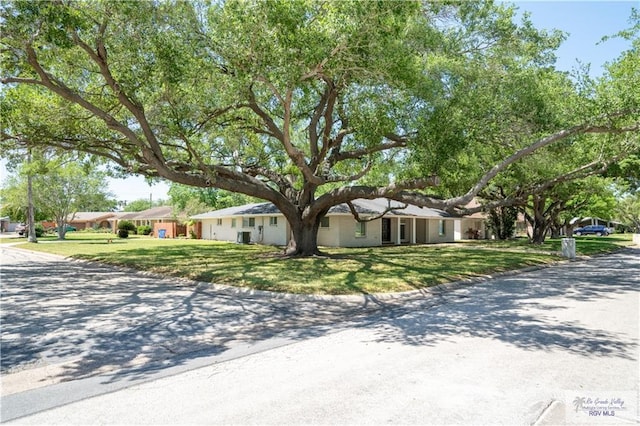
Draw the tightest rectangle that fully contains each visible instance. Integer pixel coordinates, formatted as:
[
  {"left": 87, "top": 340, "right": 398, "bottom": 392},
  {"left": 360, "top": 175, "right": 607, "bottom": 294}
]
[{"left": 1, "top": 245, "right": 638, "bottom": 424}]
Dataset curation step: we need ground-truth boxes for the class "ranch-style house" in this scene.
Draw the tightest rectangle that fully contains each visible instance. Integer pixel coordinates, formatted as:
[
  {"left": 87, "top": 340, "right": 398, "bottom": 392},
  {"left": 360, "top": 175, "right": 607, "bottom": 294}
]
[{"left": 191, "top": 198, "right": 469, "bottom": 247}]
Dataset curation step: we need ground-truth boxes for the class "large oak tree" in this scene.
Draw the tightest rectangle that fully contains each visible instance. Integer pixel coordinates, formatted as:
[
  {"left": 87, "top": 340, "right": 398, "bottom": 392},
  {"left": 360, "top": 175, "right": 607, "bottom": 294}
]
[{"left": 1, "top": 1, "right": 638, "bottom": 255}]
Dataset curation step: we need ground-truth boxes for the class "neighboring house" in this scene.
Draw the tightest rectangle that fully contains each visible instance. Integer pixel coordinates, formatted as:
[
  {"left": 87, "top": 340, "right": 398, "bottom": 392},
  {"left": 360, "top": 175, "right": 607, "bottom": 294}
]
[
  {"left": 109, "top": 206, "right": 187, "bottom": 237},
  {"left": 0, "top": 216, "right": 19, "bottom": 233},
  {"left": 67, "top": 212, "right": 116, "bottom": 230},
  {"left": 191, "top": 198, "right": 458, "bottom": 248}
]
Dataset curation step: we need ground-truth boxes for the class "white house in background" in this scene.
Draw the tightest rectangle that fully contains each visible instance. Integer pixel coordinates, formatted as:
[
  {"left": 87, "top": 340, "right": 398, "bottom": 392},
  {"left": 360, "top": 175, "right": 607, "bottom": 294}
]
[{"left": 191, "top": 198, "right": 459, "bottom": 247}]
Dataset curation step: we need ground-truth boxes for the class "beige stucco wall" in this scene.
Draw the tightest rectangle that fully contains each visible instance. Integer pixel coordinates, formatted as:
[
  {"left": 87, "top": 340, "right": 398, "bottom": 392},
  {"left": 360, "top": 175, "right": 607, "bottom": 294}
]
[
  {"left": 427, "top": 219, "right": 455, "bottom": 243},
  {"left": 198, "top": 214, "right": 457, "bottom": 247},
  {"left": 317, "top": 215, "right": 382, "bottom": 247},
  {"left": 258, "top": 215, "right": 288, "bottom": 246},
  {"left": 334, "top": 215, "right": 382, "bottom": 248},
  {"left": 317, "top": 217, "right": 340, "bottom": 247},
  {"left": 199, "top": 216, "right": 287, "bottom": 245}
]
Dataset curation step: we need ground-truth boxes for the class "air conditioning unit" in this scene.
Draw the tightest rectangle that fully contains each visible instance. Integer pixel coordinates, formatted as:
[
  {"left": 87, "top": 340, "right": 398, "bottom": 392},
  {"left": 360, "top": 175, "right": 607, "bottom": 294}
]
[{"left": 237, "top": 231, "right": 251, "bottom": 244}]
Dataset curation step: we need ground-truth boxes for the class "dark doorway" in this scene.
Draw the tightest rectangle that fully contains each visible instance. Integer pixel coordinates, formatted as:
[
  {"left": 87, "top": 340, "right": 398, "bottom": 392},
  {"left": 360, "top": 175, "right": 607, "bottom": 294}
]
[{"left": 382, "top": 218, "right": 391, "bottom": 243}]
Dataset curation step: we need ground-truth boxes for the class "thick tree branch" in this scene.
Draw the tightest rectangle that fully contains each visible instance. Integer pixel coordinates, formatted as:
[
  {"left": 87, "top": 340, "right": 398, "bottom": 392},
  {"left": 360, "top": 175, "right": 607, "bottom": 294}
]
[
  {"left": 70, "top": 31, "right": 167, "bottom": 168},
  {"left": 247, "top": 87, "right": 285, "bottom": 140},
  {"left": 454, "top": 150, "right": 635, "bottom": 216},
  {"left": 325, "top": 160, "right": 373, "bottom": 183},
  {"left": 346, "top": 200, "right": 408, "bottom": 223},
  {"left": 22, "top": 44, "right": 145, "bottom": 151},
  {"left": 329, "top": 136, "right": 407, "bottom": 165},
  {"left": 308, "top": 86, "right": 330, "bottom": 158},
  {"left": 1, "top": 77, "right": 45, "bottom": 85},
  {"left": 248, "top": 85, "right": 323, "bottom": 186},
  {"left": 436, "top": 119, "right": 640, "bottom": 210},
  {"left": 312, "top": 176, "right": 440, "bottom": 215}
]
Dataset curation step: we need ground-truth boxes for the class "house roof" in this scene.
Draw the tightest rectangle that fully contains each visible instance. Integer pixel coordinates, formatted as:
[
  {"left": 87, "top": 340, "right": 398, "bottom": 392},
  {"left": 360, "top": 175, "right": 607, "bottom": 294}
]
[
  {"left": 129, "top": 206, "right": 178, "bottom": 220},
  {"left": 191, "top": 198, "right": 453, "bottom": 220},
  {"left": 113, "top": 212, "right": 140, "bottom": 220},
  {"left": 570, "top": 217, "right": 623, "bottom": 226},
  {"left": 112, "top": 206, "right": 181, "bottom": 220},
  {"left": 191, "top": 203, "right": 281, "bottom": 219},
  {"left": 330, "top": 198, "right": 453, "bottom": 218},
  {"left": 68, "top": 212, "right": 116, "bottom": 222},
  {"left": 106, "top": 206, "right": 184, "bottom": 221}
]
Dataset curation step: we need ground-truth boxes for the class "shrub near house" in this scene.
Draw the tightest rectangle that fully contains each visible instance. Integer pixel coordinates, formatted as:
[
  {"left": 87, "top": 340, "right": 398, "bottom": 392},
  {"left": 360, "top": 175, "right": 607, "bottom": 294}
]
[
  {"left": 118, "top": 220, "right": 136, "bottom": 238},
  {"left": 137, "top": 225, "right": 152, "bottom": 235}
]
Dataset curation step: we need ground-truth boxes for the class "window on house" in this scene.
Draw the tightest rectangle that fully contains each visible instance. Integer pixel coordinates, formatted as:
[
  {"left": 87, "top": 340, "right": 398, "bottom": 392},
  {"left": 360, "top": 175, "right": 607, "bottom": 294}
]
[
  {"left": 231, "top": 218, "right": 236, "bottom": 228},
  {"left": 438, "top": 220, "right": 446, "bottom": 236},
  {"left": 269, "top": 217, "right": 278, "bottom": 226},
  {"left": 320, "top": 217, "right": 330, "bottom": 228},
  {"left": 355, "top": 221, "right": 366, "bottom": 237},
  {"left": 242, "top": 217, "right": 255, "bottom": 227},
  {"left": 216, "top": 219, "right": 222, "bottom": 226}
]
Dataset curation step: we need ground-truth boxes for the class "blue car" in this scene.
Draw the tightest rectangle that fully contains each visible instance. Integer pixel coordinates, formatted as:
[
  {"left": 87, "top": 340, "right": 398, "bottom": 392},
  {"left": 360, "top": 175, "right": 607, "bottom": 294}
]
[{"left": 573, "top": 225, "right": 610, "bottom": 236}]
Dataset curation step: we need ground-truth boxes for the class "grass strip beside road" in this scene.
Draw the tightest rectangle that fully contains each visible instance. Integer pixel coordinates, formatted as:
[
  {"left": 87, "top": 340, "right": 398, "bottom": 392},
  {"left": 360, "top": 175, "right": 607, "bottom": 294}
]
[
  {"left": 461, "top": 234, "right": 634, "bottom": 256},
  {"left": 8, "top": 233, "right": 633, "bottom": 295}
]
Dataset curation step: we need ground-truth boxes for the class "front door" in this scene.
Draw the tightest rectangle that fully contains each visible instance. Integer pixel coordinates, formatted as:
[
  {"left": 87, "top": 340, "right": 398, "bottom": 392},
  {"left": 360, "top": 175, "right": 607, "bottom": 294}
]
[{"left": 382, "top": 218, "right": 391, "bottom": 243}]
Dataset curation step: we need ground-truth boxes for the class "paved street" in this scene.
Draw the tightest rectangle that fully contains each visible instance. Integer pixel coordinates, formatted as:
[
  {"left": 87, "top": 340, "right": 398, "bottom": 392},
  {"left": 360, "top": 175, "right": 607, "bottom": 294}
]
[{"left": 1, "top": 245, "right": 638, "bottom": 424}]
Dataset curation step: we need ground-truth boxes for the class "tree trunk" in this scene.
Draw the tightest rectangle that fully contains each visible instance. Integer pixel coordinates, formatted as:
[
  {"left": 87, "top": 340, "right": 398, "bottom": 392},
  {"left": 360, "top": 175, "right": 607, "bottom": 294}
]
[
  {"left": 285, "top": 217, "right": 322, "bottom": 256},
  {"left": 530, "top": 219, "right": 548, "bottom": 244},
  {"left": 565, "top": 224, "right": 574, "bottom": 236},
  {"left": 487, "top": 206, "right": 517, "bottom": 240},
  {"left": 56, "top": 218, "right": 67, "bottom": 240},
  {"left": 526, "top": 196, "right": 550, "bottom": 245},
  {"left": 26, "top": 150, "right": 37, "bottom": 243}
]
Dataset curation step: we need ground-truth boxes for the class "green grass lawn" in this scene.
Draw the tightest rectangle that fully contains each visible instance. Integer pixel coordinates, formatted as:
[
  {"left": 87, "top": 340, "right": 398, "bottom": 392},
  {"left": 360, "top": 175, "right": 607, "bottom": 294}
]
[
  {"left": 5, "top": 232, "right": 634, "bottom": 295},
  {"left": 461, "top": 233, "right": 635, "bottom": 255}
]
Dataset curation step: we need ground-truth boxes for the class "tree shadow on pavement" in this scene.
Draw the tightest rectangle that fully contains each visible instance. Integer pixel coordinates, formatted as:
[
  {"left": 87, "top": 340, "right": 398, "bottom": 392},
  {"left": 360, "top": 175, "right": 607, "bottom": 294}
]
[
  {"left": 367, "top": 248, "right": 639, "bottom": 360},
  {"left": 1, "top": 247, "right": 638, "bottom": 393},
  {"left": 0, "top": 252, "right": 378, "bottom": 387}
]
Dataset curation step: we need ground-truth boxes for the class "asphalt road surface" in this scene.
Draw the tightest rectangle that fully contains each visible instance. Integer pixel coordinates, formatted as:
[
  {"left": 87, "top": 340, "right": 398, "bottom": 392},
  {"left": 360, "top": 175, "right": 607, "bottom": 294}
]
[{"left": 1, "top": 244, "right": 638, "bottom": 424}]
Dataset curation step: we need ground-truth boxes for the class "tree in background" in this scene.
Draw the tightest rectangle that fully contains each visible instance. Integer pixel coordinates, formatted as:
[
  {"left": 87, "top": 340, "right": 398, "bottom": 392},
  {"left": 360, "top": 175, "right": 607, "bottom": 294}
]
[
  {"left": 1, "top": 1, "right": 638, "bottom": 255},
  {"left": 1, "top": 157, "right": 116, "bottom": 239},
  {"left": 487, "top": 206, "right": 519, "bottom": 241},
  {"left": 121, "top": 198, "right": 166, "bottom": 212},
  {"left": 616, "top": 192, "right": 640, "bottom": 232},
  {"left": 167, "top": 183, "right": 256, "bottom": 216},
  {"left": 0, "top": 176, "right": 49, "bottom": 224},
  {"left": 525, "top": 177, "right": 617, "bottom": 243}
]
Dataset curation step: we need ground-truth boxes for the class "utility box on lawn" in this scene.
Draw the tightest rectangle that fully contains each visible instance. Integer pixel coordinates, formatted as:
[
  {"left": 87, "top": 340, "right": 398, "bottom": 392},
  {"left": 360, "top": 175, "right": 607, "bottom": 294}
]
[{"left": 561, "top": 238, "right": 576, "bottom": 259}]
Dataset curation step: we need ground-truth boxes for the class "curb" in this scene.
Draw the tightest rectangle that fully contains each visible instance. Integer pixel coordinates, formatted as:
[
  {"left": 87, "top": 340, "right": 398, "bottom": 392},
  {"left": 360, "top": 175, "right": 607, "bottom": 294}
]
[
  {"left": 2, "top": 244, "right": 584, "bottom": 307},
  {"left": 5, "top": 244, "right": 636, "bottom": 307}
]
